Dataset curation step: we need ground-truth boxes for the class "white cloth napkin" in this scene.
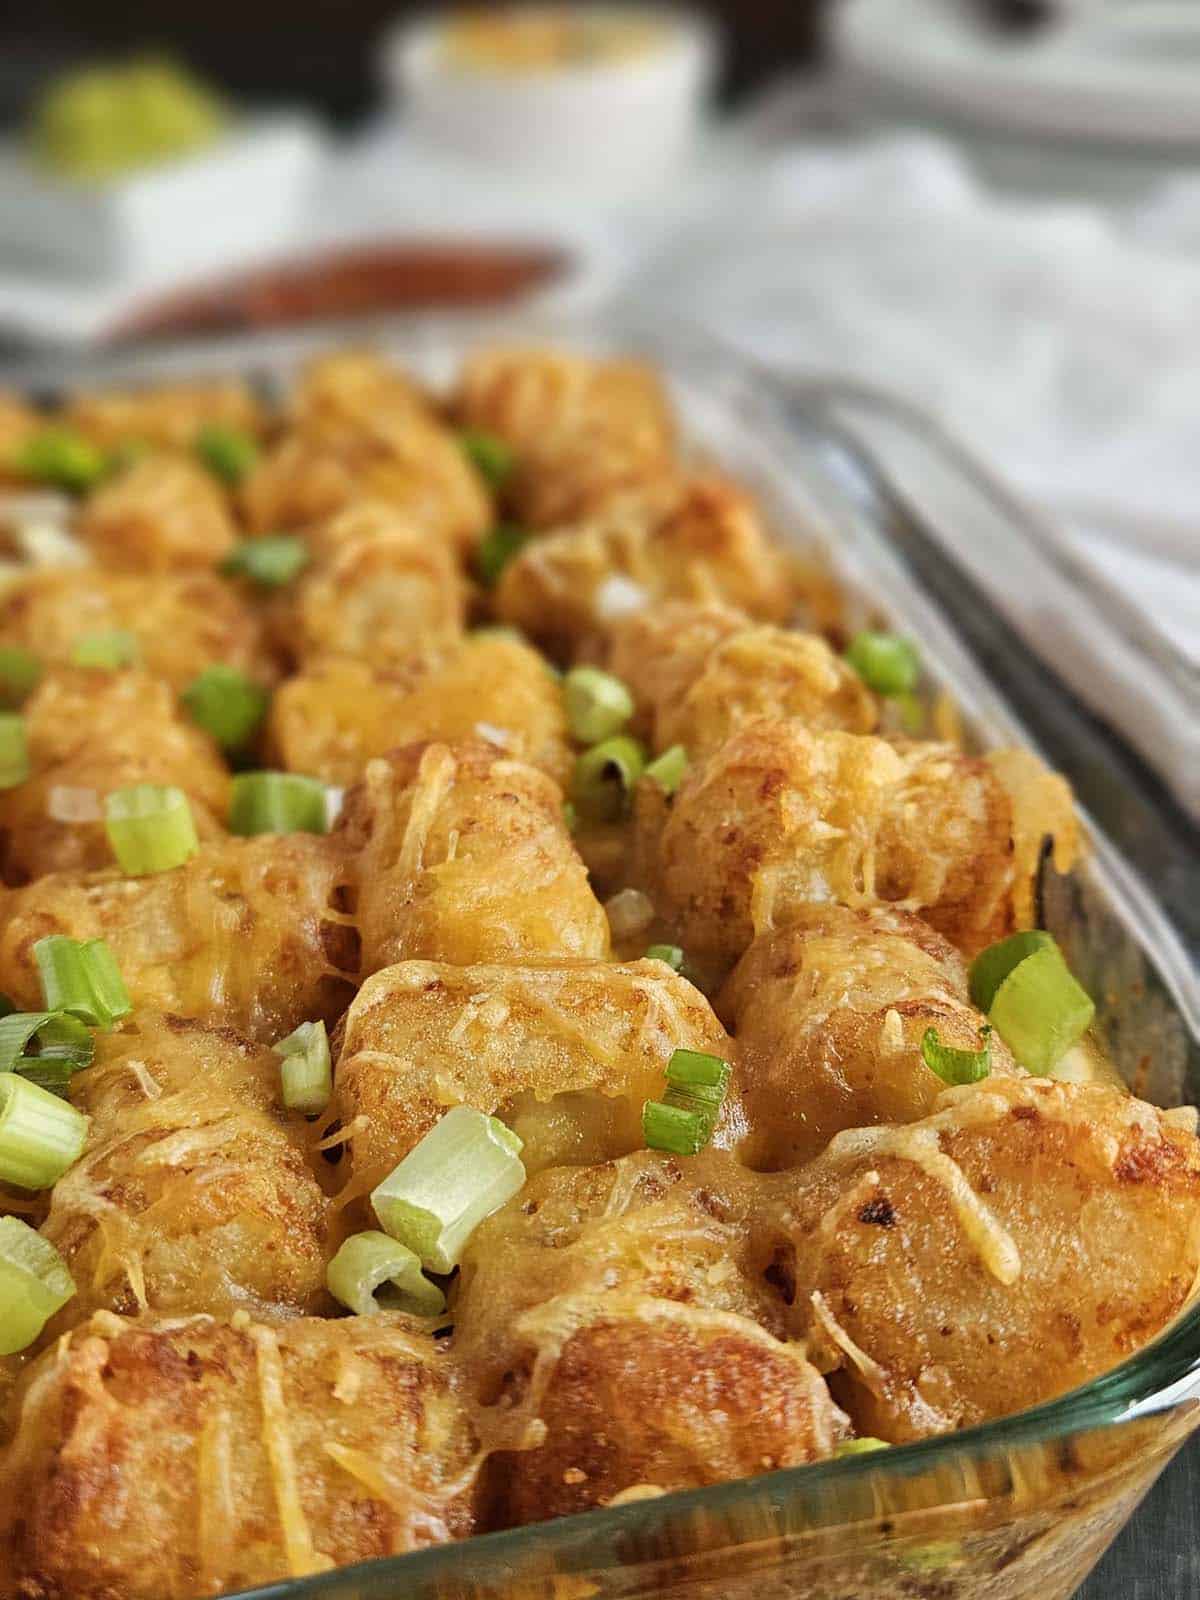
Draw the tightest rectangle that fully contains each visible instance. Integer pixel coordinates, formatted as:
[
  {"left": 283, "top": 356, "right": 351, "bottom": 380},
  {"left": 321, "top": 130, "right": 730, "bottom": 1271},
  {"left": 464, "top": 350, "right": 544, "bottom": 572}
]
[{"left": 624, "top": 131, "right": 1200, "bottom": 814}]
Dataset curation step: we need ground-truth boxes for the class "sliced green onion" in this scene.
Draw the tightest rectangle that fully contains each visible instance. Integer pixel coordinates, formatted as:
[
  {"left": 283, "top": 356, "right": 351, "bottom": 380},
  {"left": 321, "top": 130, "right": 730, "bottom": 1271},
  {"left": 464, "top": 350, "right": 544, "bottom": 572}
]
[
  {"left": 570, "top": 735, "right": 646, "bottom": 824},
  {"left": 105, "top": 784, "right": 199, "bottom": 875},
  {"left": 987, "top": 946, "right": 1095, "bottom": 1076},
  {"left": 183, "top": 665, "right": 269, "bottom": 751},
  {"left": 968, "top": 930, "right": 1058, "bottom": 1014},
  {"left": 273, "top": 1020, "right": 332, "bottom": 1115},
  {"left": 229, "top": 772, "right": 328, "bottom": 837},
  {"left": 893, "top": 691, "right": 926, "bottom": 736},
  {"left": 642, "top": 1100, "right": 707, "bottom": 1156},
  {"left": 845, "top": 631, "right": 920, "bottom": 696},
  {"left": 0, "top": 1216, "right": 75, "bottom": 1354},
  {"left": 459, "top": 428, "right": 514, "bottom": 491},
  {"left": 921, "top": 1024, "right": 992, "bottom": 1086},
  {"left": 371, "top": 1105, "right": 526, "bottom": 1274},
  {"left": 643, "top": 744, "right": 688, "bottom": 796},
  {"left": 327, "top": 1230, "right": 446, "bottom": 1318},
  {"left": 0, "top": 1072, "right": 87, "bottom": 1188},
  {"left": 0, "top": 647, "right": 41, "bottom": 708},
  {"left": 195, "top": 423, "right": 259, "bottom": 486},
  {"left": 475, "top": 524, "right": 528, "bottom": 588},
  {"left": 835, "top": 1438, "right": 891, "bottom": 1458},
  {"left": 0, "top": 714, "right": 28, "bottom": 789},
  {"left": 70, "top": 629, "right": 139, "bottom": 670},
  {"left": 13, "top": 429, "right": 109, "bottom": 494},
  {"left": 664, "top": 1046, "right": 731, "bottom": 1139},
  {"left": 34, "top": 936, "right": 130, "bottom": 1030},
  {"left": 0, "top": 1010, "right": 93, "bottom": 1093},
  {"left": 221, "top": 534, "right": 309, "bottom": 588},
  {"left": 562, "top": 666, "right": 634, "bottom": 745},
  {"left": 645, "top": 943, "right": 684, "bottom": 971}
]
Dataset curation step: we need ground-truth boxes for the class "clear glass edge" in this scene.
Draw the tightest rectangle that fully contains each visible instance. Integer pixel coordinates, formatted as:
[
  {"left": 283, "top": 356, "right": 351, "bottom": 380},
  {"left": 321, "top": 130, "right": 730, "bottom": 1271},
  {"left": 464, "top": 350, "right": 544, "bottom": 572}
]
[{"left": 3, "top": 305, "right": 1199, "bottom": 1598}]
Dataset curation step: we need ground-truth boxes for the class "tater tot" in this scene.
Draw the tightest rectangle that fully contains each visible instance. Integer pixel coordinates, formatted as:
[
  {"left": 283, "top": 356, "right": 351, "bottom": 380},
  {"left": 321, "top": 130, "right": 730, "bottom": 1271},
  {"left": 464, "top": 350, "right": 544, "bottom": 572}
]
[
  {"left": 41, "top": 1013, "right": 331, "bottom": 1333},
  {"left": 335, "top": 958, "right": 734, "bottom": 1188},
  {"left": 453, "top": 1152, "right": 839, "bottom": 1521},
  {"left": 337, "top": 741, "right": 608, "bottom": 975},
  {"left": 495, "top": 475, "right": 795, "bottom": 656},
  {"left": 77, "top": 454, "right": 238, "bottom": 573},
  {"left": 0, "top": 568, "right": 277, "bottom": 692},
  {"left": 608, "top": 601, "right": 876, "bottom": 756},
  {"left": 454, "top": 345, "right": 676, "bottom": 528},
  {"left": 277, "top": 499, "right": 466, "bottom": 666},
  {"left": 0, "top": 834, "right": 356, "bottom": 1041},
  {"left": 63, "top": 379, "right": 266, "bottom": 451},
  {"left": 242, "top": 354, "right": 489, "bottom": 556},
  {"left": 776, "top": 1077, "right": 1200, "bottom": 1440},
  {"left": 719, "top": 905, "right": 1018, "bottom": 1169},
  {"left": 0, "top": 1312, "right": 482, "bottom": 1599},
  {"left": 645, "top": 718, "right": 1071, "bottom": 976},
  {"left": 269, "top": 635, "right": 571, "bottom": 789},
  {"left": 0, "top": 666, "right": 229, "bottom": 883}
]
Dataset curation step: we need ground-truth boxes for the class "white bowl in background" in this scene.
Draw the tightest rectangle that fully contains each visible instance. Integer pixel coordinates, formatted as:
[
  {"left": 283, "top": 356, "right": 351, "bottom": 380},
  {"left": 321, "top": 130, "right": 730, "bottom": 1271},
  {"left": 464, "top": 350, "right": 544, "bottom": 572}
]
[
  {"left": 381, "top": 7, "right": 718, "bottom": 191},
  {"left": 0, "top": 113, "right": 328, "bottom": 283}
]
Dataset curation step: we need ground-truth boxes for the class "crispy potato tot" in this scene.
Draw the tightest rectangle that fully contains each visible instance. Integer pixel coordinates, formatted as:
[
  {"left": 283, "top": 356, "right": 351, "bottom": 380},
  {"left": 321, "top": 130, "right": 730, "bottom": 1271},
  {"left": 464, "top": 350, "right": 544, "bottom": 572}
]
[
  {"left": 0, "top": 835, "right": 356, "bottom": 1041},
  {"left": 0, "top": 568, "right": 277, "bottom": 692},
  {"left": 0, "top": 1312, "right": 482, "bottom": 1599},
  {"left": 41, "top": 1013, "right": 331, "bottom": 1332},
  {"left": 0, "top": 666, "right": 229, "bottom": 883},
  {"left": 269, "top": 635, "right": 570, "bottom": 789},
  {"left": 63, "top": 379, "right": 265, "bottom": 451},
  {"left": 279, "top": 499, "right": 466, "bottom": 665},
  {"left": 645, "top": 718, "right": 1070, "bottom": 976},
  {"left": 77, "top": 454, "right": 238, "bottom": 573},
  {"left": 335, "top": 958, "right": 734, "bottom": 1188},
  {"left": 337, "top": 741, "right": 608, "bottom": 976},
  {"left": 495, "top": 475, "right": 795, "bottom": 656},
  {"left": 454, "top": 345, "right": 676, "bottom": 527},
  {"left": 242, "top": 355, "right": 488, "bottom": 556},
  {"left": 720, "top": 905, "right": 1018, "bottom": 1169},
  {"left": 608, "top": 601, "right": 876, "bottom": 755},
  {"left": 777, "top": 1077, "right": 1200, "bottom": 1440}
]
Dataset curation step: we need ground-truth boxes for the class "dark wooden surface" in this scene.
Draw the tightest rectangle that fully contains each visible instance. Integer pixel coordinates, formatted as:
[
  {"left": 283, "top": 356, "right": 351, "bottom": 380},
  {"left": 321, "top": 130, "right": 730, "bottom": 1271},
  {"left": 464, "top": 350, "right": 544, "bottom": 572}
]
[{"left": 1077, "top": 1438, "right": 1198, "bottom": 1598}]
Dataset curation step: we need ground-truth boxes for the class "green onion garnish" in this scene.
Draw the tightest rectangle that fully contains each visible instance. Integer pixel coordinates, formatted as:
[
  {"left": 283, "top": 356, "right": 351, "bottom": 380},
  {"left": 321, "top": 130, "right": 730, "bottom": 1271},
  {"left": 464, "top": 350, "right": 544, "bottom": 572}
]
[
  {"left": 0, "top": 1072, "right": 87, "bottom": 1189},
  {"left": 0, "top": 714, "right": 29, "bottom": 789},
  {"left": 327, "top": 1230, "right": 446, "bottom": 1319},
  {"left": 475, "top": 524, "right": 529, "bottom": 588},
  {"left": 967, "top": 930, "right": 1057, "bottom": 1014},
  {"left": 0, "top": 647, "right": 41, "bottom": 708},
  {"left": 229, "top": 772, "right": 328, "bottom": 837},
  {"left": 562, "top": 666, "right": 634, "bottom": 745},
  {"left": 642, "top": 1100, "right": 707, "bottom": 1156},
  {"left": 643, "top": 744, "right": 688, "bottom": 796},
  {"left": 195, "top": 423, "right": 259, "bottom": 486},
  {"left": 183, "top": 665, "right": 269, "bottom": 751},
  {"left": 371, "top": 1105, "right": 526, "bottom": 1274},
  {"left": 34, "top": 936, "right": 130, "bottom": 1031},
  {"left": 459, "top": 428, "right": 514, "bottom": 491},
  {"left": 273, "top": 1020, "right": 332, "bottom": 1115},
  {"left": 987, "top": 945, "right": 1095, "bottom": 1076},
  {"left": 569, "top": 735, "right": 646, "bottom": 824},
  {"left": 13, "top": 428, "right": 109, "bottom": 494},
  {"left": 0, "top": 1217, "right": 75, "bottom": 1354},
  {"left": 0, "top": 1009, "right": 94, "bottom": 1094},
  {"left": 893, "top": 690, "right": 926, "bottom": 736},
  {"left": 835, "top": 1438, "right": 891, "bottom": 1458},
  {"left": 645, "top": 943, "right": 684, "bottom": 971},
  {"left": 221, "top": 535, "right": 309, "bottom": 588},
  {"left": 921, "top": 1024, "right": 992, "bottom": 1086},
  {"left": 845, "top": 631, "right": 920, "bottom": 697},
  {"left": 105, "top": 784, "right": 199, "bottom": 875},
  {"left": 70, "top": 629, "right": 139, "bottom": 670}
]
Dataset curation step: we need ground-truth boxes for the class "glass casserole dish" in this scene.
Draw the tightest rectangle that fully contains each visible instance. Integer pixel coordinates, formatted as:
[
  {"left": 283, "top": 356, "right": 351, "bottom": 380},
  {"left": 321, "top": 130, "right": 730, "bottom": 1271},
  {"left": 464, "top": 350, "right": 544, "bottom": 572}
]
[{"left": 1, "top": 311, "right": 1197, "bottom": 1600}]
